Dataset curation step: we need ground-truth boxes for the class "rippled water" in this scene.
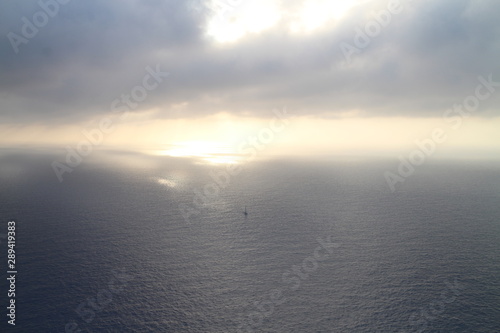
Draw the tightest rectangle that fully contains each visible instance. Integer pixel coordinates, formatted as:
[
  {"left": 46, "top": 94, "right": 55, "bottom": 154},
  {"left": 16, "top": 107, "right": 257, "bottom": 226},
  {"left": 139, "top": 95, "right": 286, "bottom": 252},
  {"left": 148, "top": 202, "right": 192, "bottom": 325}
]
[{"left": 0, "top": 151, "right": 499, "bottom": 332}]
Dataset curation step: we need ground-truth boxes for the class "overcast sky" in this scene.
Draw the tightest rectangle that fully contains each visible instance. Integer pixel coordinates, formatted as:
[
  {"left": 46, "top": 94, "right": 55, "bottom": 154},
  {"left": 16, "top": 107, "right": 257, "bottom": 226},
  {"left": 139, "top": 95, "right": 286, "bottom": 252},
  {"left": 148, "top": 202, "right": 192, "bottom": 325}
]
[{"left": 1, "top": 0, "right": 499, "bottom": 154}]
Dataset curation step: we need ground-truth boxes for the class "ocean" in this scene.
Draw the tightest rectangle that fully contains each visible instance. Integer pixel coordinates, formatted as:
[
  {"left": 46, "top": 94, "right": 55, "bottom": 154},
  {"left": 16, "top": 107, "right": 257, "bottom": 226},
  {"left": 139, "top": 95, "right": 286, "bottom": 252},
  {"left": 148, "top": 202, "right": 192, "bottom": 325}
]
[{"left": 0, "top": 149, "right": 499, "bottom": 332}]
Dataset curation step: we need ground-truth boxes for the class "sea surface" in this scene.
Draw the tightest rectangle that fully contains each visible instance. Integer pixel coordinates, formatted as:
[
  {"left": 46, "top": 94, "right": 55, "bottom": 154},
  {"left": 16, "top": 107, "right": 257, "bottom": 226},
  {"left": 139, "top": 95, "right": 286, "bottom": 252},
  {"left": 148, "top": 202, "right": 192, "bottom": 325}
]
[{"left": 0, "top": 149, "right": 499, "bottom": 332}]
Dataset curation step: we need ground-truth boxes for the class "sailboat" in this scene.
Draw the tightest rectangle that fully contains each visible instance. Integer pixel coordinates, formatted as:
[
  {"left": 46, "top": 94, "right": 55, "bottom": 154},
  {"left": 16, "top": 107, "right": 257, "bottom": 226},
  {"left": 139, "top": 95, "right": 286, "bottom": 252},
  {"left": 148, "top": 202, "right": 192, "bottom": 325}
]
[{"left": 244, "top": 206, "right": 248, "bottom": 216}]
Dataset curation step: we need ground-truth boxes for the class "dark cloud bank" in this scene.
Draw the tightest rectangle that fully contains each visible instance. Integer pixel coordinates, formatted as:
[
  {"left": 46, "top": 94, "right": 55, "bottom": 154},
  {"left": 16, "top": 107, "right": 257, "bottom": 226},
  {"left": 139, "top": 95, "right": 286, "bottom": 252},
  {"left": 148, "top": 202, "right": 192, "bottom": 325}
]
[{"left": 0, "top": 0, "right": 499, "bottom": 125}]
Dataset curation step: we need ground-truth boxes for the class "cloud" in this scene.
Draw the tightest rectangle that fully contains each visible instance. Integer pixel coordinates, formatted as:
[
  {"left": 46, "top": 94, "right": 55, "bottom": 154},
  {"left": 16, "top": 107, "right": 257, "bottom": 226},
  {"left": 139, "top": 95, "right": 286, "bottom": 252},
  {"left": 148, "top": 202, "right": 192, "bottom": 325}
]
[{"left": 0, "top": 0, "right": 499, "bottom": 125}]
